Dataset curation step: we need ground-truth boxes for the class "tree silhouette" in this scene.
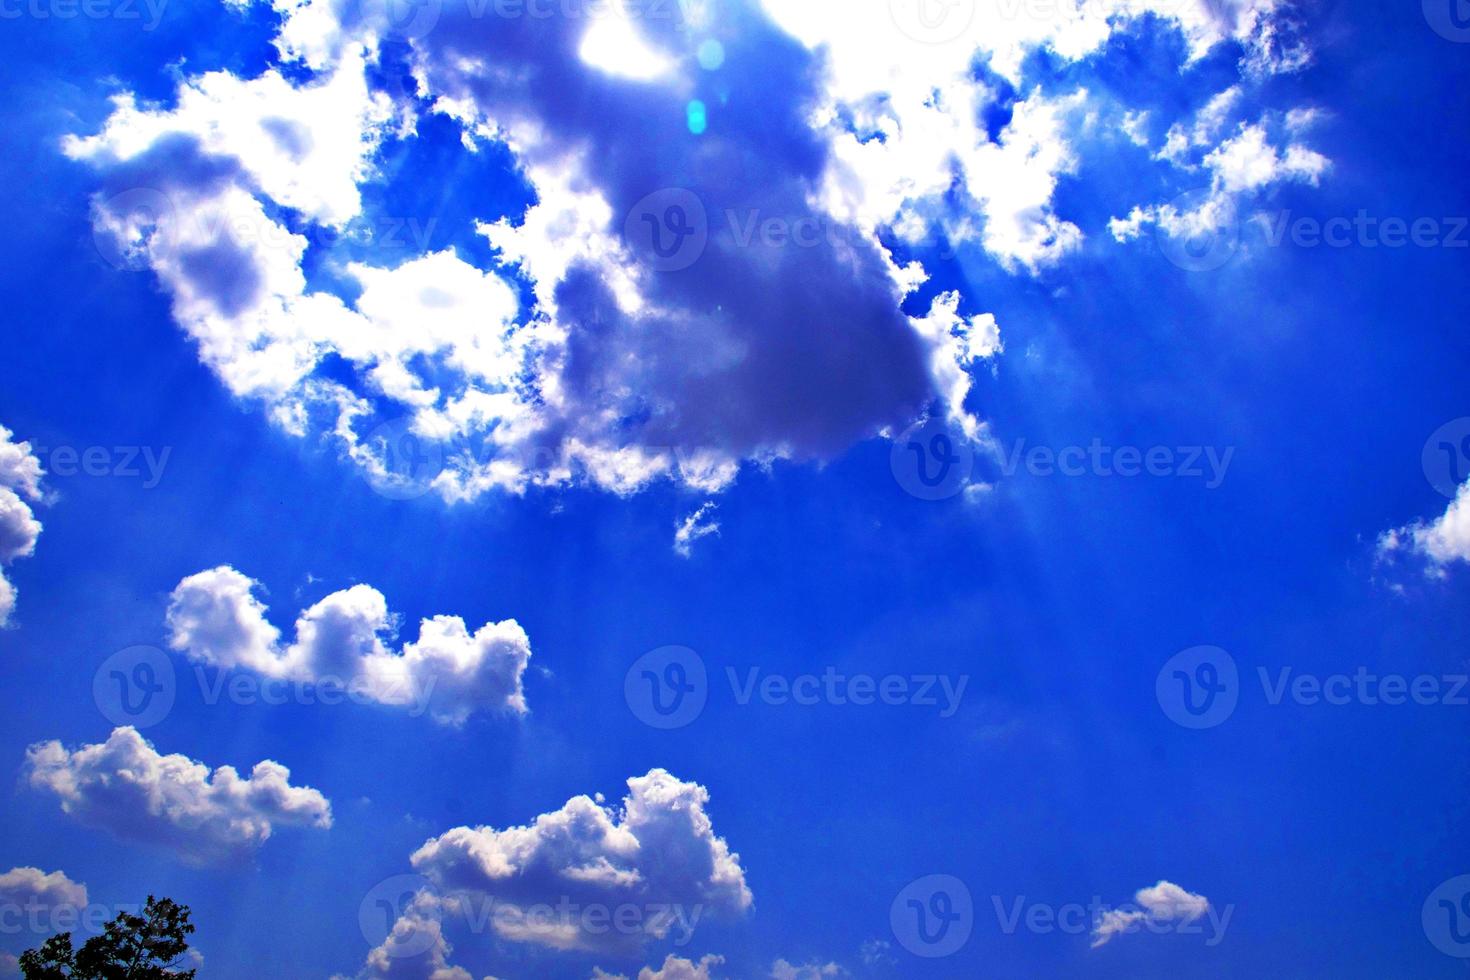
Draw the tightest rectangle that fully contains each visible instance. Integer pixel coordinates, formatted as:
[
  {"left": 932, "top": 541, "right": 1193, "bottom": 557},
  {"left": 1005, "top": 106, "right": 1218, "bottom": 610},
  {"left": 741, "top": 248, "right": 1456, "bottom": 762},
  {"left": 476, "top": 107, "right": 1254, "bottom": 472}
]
[{"left": 18, "top": 896, "right": 196, "bottom": 979}]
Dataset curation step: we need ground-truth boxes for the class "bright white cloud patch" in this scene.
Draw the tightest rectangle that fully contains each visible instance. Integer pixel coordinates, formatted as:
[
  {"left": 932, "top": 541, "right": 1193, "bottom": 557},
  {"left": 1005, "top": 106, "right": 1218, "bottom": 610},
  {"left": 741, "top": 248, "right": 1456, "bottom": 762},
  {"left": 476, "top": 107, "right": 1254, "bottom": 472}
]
[
  {"left": 25, "top": 726, "right": 331, "bottom": 866},
  {"left": 0, "top": 424, "right": 44, "bottom": 628},
  {"left": 166, "top": 566, "right": 531, "bottom": 725},
  {"left": 1111, "top": 96, "right": 1329, "bottom": 259},
  {"left": 1090, "top": 880, "right": 1211, "bottom": 948},
  {"left": 1378, "top": 479, "right": 1470, "bottom": 574},
  {"left": 593, "top": 953, "right": 728, "bottom": 980},
  {"left": 769, "top": 960, "right": 844, "bottom": 979},
  {"left": 67, "top": 0, "right": 1319, "bottom": 508},
  {"left": 352, "top": 890, "right": 473, "bottom": 980},
  {"left": 406, "top": 769, "right": 751, "bottom": 954},
  {"left": 673, "top": 502, "right": 720, "bottom": 558},
  {"left": 0, "top": 867, "right": 88, "bottom": 914}
]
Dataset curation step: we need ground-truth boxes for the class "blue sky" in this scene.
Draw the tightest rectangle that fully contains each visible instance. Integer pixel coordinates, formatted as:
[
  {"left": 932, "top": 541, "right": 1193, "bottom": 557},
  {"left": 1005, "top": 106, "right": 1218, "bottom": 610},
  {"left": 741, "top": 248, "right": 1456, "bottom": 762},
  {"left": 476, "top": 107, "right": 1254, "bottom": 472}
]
[{"left": 1, "top": 0, "right": 1469, "bottom": 977}]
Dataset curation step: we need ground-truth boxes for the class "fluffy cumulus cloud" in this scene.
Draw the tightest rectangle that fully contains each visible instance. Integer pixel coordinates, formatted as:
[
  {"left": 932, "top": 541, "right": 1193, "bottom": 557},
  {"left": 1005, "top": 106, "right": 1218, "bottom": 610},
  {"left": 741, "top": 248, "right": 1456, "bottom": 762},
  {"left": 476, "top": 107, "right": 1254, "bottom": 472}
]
[
  {"left": 1110, "top": 88, "right": 1329, "bottom": 260},
  {"left": 769, "top": 960, "right": 844, "bottom": 979},
  {"left": 382, "top": 769, "right": 749, "bottom": 962},
  {"left": 166, "top": 566, "right": 531, "bottom": 725},
  {"left": 0, "top": 867, "right": 88, "bottom": 915},
  {"left": 593, "top": 953, "right": 727, "bottom": 980},
  {"left": 1090, "top": 880, "right": 1211, "bottom": 948},
  {"left": 351, "top": 890, "right": 476, "bottom": 980},
  {"left": 1378, "top": 480, "right": 1470, "bottom": 575},
  {"left": 63, "top": 0, "right": 1323, "bottom": 505},
  {"left": 24, "top": 726, "right": 331, "bottom": 866},
  {"left": 0, "top": 424, "right": 45, "bottom": 627}
]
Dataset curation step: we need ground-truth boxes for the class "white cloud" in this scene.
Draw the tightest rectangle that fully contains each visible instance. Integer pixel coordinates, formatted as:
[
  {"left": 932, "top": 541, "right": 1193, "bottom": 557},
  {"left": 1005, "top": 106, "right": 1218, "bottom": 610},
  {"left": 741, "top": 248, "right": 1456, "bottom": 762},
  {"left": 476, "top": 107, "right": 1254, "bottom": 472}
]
[
  {"left": 25, "top": 726, "right": 331, "bottom": 866},
  {"left": 356, "top": 890, "right": 474, "bottom": 980},
  {"left": 673, "top": 503, "right": 720, "bottom": 558},
  {"left": 0, "top": 424, "right": 44, "bottom": 628},
  {"left": 1378, "top": 479, "right": 1470, "bottom": 573},
  {"left": 166, "top": 566, "right": 531, "bottom": 725},
  {"left": 1111, "top": 98, "right": 1329, "bottom": 253},
  {"left": 1090, "top": 880, "right": 1210, "bottom": 948},
  {"left": 909, "top": 292, "right": 1001, "bottom": 441},
  {"left": 769, "top": 960, "right": 844, "bottom": 979},
  {"left": 1204, "top": 124, "right": 1329, "bottom": 194},
  {"left": 408, "top": 769, "right": 751, "bottom": 953},
  {"left": 64, "top": 47, "right": 395, "bottom": 227},
  {"left": 618, "top": 953, "right": 727, "bottom": 980},
  {"left": 0, "top": 867, "right": 88, "bottom": 912},
  {"left": 67, "top": 0, "right": 1313, "bottom": 511}
]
